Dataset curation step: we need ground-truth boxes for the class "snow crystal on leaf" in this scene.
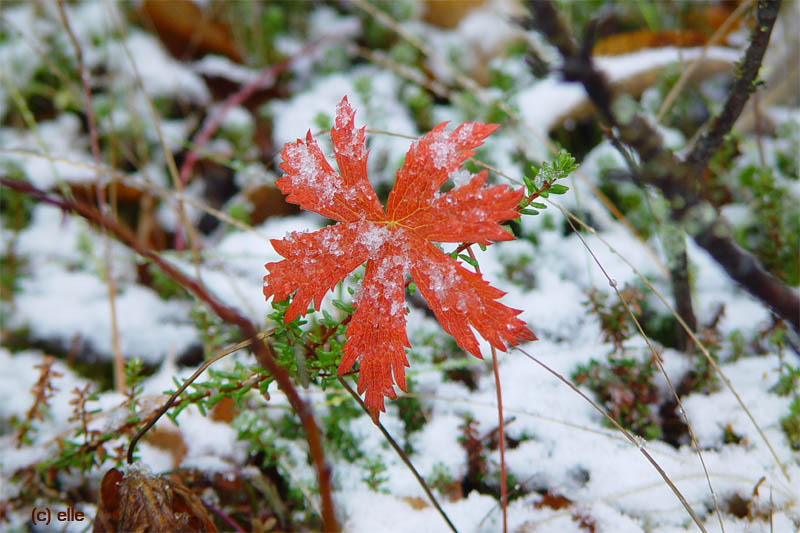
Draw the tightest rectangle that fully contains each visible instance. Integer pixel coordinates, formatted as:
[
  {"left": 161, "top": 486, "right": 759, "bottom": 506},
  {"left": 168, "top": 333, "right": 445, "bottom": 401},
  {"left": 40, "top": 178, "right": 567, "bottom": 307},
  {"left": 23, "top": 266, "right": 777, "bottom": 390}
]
[
  {"left": 320, "top": 229, "right": 345, "bottom": 257},
  {"left": 425, "top": 260, "right": 459, "bottom": 302},
  {"left": 456, "top": 122, "right": 476, "bottom": 142},
  {"left": 356, "top": 222, "right": 392, "bottom": 257},
  {"left": 284, "top": 142, "right": 343, "bottom": 207},
  {"left": 449, "top": 169, "right": 473, "bottom": 189},
  {"left": 429, "top": 130, "right": 457, "bottom": 169}
]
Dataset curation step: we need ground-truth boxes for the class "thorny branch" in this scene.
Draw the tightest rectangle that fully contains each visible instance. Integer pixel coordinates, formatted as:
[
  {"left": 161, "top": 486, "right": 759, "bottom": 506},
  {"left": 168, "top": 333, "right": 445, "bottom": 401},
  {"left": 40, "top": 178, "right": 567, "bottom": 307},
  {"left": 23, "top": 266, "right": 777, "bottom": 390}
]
[
  {"left": 0, "top": 177, "right": 339, "bottom": 532},
  {"left": 526, "top": 0, "right": 799, "bottom": 334}
]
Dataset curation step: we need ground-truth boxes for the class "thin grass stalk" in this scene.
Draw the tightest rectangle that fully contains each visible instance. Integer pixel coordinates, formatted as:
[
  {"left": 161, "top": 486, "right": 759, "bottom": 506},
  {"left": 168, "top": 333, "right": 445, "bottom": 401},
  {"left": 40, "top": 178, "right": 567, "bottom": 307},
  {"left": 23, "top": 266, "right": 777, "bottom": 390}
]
[
  {"left": 556, "top": 202, "right": 792, "bottom": 483},
  {"left": 515, "top": 347, "right": 707, "bottom": 532},
  {"left": 338, "top": 377, "right": 458, "bottom": 533},
  {"left": 560, "top": 209, "right": 725, "bottom": 532}
]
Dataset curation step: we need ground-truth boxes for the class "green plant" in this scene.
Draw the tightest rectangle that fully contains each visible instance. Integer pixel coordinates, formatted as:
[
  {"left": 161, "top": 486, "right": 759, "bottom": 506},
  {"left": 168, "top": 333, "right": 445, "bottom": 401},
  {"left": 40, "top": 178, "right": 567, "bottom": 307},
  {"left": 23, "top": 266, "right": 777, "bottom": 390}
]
[
  {"left": 780, "top": 399, "right": 800, "bottom": 451},
  {"left": 583, "top": 283, "right": 644, "bottom": 353},
  {"left": 519, "top": 149, "right": 577, "bottom": 217},
  {"left": 573, "top": 355, "right": 662, "bottom": 440},
  {"left": 361, "top": 455, "right": 389, "bottom": 491},
  {"left": 732, "top": 164, "right": 800, "bottom": 285}
]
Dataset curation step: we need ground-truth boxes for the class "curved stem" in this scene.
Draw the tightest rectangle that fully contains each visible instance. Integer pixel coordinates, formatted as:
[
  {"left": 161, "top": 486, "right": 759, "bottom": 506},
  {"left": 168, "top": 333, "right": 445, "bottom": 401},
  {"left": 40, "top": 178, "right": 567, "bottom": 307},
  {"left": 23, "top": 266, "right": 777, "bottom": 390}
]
[
  {"left": 0, "top": 178, "right": 339, "bottom": 531},
  {"left": 126, "top": 332, "right": 273, "bottom": 464},
  {"left": 338, "top": 377, "right": 458, "bottom": 533}
]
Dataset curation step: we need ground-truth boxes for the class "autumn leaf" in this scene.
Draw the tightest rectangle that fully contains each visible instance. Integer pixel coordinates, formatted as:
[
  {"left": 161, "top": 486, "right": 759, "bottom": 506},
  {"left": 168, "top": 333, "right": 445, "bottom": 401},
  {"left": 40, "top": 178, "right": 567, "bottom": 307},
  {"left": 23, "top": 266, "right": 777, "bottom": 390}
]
[
  {"left": 93, "top": 467, "right": 216, "bottom": 532},
  {"left": 264, "top": 96, "right": 536, "bottom": 419}
]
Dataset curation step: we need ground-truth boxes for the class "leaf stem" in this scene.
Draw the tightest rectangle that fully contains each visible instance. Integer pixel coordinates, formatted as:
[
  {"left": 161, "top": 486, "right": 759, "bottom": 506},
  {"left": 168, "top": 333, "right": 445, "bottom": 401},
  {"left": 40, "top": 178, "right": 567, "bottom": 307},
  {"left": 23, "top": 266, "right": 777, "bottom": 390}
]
[{"left": 338, "top": 377, "right": 458, "bottom": 533}]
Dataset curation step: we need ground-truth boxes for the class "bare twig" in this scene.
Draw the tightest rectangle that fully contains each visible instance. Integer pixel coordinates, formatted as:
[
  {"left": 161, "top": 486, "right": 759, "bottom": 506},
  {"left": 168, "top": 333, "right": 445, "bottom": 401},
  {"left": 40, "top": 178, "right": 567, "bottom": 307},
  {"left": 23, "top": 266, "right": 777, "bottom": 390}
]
[
  {"left": 56, "top": 0, "right": 127, "bottom": 392},
  {"left": 0, "top": 177, "right": 339, "bottom": 532},
  {"left": 525, "top": 0, "right": 798, "bottom": 333}
]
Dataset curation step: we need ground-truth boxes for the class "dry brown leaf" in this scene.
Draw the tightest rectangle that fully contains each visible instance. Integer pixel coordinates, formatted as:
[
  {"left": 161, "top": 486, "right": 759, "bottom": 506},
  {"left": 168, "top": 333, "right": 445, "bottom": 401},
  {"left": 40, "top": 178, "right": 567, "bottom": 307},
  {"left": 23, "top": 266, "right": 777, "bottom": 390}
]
[
  {"left": 137, "top": 0, "right": 241, "bottom": 62},
  {"left": 422, "top": 0, "right": 484, "bottom": 28},
  {"left": 93, "top": 467, "right": 216, "bottom": 532},
  {"left": 593, "top": 29, "right": 708, "bottom": 56}
]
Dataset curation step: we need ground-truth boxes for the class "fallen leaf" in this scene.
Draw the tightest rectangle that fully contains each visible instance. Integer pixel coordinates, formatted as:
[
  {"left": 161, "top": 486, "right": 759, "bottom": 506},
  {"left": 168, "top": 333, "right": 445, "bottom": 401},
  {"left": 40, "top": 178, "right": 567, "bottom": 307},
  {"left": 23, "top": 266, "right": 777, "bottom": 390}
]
[{"left": 93, "top": 466, "right": 216, "bottom": 532}]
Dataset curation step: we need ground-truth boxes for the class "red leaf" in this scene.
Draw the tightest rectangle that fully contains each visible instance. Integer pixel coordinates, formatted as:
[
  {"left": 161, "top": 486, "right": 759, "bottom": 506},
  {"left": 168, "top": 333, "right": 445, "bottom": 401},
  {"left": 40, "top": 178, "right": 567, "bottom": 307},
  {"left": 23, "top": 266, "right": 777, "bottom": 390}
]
[{"left": 265, "top": 96, "right": 536, "bottom": 419}]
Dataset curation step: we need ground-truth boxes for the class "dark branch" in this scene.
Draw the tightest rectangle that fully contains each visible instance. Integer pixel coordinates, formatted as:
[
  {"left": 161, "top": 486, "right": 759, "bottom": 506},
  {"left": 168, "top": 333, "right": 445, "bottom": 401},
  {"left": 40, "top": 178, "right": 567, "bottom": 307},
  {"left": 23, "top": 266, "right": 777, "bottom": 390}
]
[
  {"left": 687, "top": 0, "right": 782, "bottom": 175},
  {"left": 525, "top": 0, "right": 798, "bottom": 334},
  {"left": 0, "top": 177, "right": 339, "bottom": 531}
]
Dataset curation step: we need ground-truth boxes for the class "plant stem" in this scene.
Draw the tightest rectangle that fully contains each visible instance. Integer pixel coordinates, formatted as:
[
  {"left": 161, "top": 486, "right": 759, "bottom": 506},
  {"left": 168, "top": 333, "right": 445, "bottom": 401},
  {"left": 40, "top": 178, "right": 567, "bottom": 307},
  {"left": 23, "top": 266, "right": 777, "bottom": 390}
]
[
  {"left": 465, "top": 245, "right": 507, "bottom": 532},
  {"left": 0, "top": 178, "right": 339, "bottom": 532},
  {"left": 338, "top": 377, "right": 458, "bottom": 533},
  {"left": 490, "top": 346, "right": 507, "bottom": 533}
]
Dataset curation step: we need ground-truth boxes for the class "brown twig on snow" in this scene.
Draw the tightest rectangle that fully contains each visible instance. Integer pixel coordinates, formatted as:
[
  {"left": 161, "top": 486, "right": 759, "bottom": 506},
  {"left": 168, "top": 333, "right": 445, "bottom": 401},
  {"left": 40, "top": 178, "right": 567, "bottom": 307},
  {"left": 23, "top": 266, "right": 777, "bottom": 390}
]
[
  {"left": 0, "top": 177, "right": 339, "bottom": 532},
  {"left": 525, "top": 0, "right": 798, "bottom": 334},
  {"left": 56, "top": 0, "right": 127, "bottom": 392},
  {"left": 15, "top": 356, "right": 63, "bottom": 448}
]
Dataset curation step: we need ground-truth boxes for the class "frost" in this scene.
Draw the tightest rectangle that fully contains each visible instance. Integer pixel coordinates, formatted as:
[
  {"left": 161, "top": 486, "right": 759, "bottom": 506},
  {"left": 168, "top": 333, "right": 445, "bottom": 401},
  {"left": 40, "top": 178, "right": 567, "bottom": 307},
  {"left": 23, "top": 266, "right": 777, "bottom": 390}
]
[
  {"left": 284, "top": 142, "right": 344, "bottom": 207},
  {"left": 449, "top": 169, "right": 473, "bottom": 189},
  {"left": 356, "top": 222, "right": 392, "bottom": 257},
  {"left": 429, "top": 130, "right": 457, "bottom": 169}
]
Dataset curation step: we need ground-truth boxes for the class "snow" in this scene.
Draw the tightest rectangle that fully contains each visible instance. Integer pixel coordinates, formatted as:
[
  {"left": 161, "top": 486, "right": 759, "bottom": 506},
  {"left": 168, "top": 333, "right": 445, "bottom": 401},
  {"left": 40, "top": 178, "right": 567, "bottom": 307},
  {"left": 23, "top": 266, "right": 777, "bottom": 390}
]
[
  {"left": 0, "top": 114, "right": 100, "bottom": 190},
  {"left": 107, "top": 31, "right": 209, "bottom": 105},
  {"left": 192, "top": 55, "right": 266, "bottom": 85},
  {"left": 517, "top": 46, "right": 742, "bottom": 140},
  {"left": 16, "top": 265, "right": 198, "bottom": 363},
  {"left": 355, "top": 222, "right": 393, "bottom": 257}
]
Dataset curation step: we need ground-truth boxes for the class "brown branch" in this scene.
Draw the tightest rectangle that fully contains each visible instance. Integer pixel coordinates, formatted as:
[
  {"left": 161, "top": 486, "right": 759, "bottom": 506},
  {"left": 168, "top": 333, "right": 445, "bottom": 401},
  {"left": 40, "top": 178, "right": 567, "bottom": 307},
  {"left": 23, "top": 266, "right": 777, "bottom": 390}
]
[
  {"left": 0, "top": 177, "right": 339, "bottom": 531},
  {"left": 525, "top": 0, "right": 798, "bottom": 334},
  {"left": 686, "top": 0, "right": 782, "bottom": 174}
]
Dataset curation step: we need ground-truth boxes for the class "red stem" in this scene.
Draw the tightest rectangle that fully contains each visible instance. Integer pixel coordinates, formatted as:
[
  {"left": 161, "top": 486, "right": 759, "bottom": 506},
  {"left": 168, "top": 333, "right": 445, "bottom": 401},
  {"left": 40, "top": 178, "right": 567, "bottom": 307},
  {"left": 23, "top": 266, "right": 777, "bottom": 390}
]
[
  {"left": 174, "top": 38, "right": 325, "bottom": 249},
  {"left": 0, "top": 178, "right": 339, "bottom": 531},
  {"left": 466, "top": 245, "right": 507, "bottom": 532}
]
